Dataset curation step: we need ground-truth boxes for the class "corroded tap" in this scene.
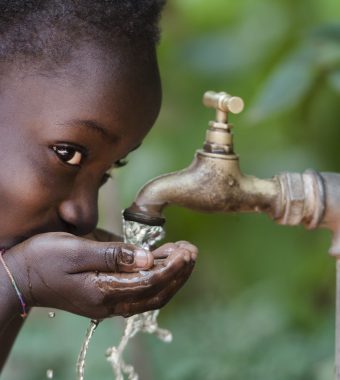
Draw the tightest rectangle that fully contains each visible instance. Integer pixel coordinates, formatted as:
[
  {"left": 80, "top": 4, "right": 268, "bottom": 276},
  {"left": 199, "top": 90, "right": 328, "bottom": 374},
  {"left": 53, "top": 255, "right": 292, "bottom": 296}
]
[
  {"left": 124, "top": 91, "right": 281, "bottom": 223},
  {"left": 124, "top": 90, "right": 340, "bottom": 378},
  {"left": 124, "top": 91, "right": 327, "bottom": 245}
]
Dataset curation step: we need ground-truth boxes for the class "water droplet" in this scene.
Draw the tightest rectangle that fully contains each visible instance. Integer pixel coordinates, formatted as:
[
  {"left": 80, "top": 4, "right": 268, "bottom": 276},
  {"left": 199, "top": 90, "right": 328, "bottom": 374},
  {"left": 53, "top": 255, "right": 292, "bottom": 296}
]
[
  {"left": 48, "top": 311, "right": 55, "bottom": 318},
  {"left": 46, "top": 369, "right": 54, "bottom": 379}
]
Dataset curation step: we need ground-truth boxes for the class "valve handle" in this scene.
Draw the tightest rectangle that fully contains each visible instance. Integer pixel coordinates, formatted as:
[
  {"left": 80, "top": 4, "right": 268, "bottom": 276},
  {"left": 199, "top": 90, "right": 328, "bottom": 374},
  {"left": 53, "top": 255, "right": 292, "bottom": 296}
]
[
  {"left": 202, "top": 91, "right": 244, "bottom": 154},
  {"left": 203, "top": 91, "right": 244, "bottom": 114}
]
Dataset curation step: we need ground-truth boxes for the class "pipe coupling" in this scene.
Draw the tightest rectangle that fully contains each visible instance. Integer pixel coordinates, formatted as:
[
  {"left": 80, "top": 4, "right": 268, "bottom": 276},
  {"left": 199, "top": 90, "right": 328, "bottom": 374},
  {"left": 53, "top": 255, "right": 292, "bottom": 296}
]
[{"left": 277, "top": 170, "right": 325, "bottom": 229}]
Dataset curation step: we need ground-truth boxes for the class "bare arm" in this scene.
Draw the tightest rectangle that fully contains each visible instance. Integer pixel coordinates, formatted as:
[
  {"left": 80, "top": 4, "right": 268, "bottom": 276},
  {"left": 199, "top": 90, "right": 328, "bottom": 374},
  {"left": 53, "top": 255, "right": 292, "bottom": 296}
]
[
  {"left": 0, "top": 231, "right": 197, "bottom": 373},
  {"left": 0, "top": 228, "right": 118, "bottom": 372},
  {"left": 0, "top": 262, "right": 28, "bottom": 372},
  {"left": 0, "top": 315, "right": 26, "bottom": 371}
]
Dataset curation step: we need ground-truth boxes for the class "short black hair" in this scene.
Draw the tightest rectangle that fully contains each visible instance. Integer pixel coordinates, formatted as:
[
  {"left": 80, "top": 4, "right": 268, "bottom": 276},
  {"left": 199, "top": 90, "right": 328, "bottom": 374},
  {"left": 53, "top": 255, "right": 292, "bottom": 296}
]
[{"left": 0, "top": 0, "right": 166, "bottom": 69}]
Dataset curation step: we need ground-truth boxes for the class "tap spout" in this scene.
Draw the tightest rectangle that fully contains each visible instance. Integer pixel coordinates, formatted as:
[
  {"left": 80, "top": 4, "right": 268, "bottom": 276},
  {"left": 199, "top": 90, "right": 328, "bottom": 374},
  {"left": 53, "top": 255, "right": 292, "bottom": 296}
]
[{"left": 124, "top": 150, "right": 283, "bottom": 226}]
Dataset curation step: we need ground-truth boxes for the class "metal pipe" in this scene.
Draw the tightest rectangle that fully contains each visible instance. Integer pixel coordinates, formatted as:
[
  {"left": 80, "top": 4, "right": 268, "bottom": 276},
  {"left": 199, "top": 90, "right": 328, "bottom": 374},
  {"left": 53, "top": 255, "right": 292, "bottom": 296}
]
[
  {"left": 319, "top": 173, "right": 340, "bottom": 256},
  {"left": 336, "top": 259, "right": 340, "bottom": 380}
]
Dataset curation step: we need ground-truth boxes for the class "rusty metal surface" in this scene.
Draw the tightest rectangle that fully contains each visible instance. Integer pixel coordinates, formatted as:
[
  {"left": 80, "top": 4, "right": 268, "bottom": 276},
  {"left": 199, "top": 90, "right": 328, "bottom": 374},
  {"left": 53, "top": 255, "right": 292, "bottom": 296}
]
[
  {"left": 319, "top": 173, "right": 340, "bottom": 256},
  {"left": 336, "top": 259, "right": 340, "bottom": 380},
  {"left": 277, "top": 170, "right": 325, "bottom": 229},
  {"left": 126, "top": 151, "right": 282, "bottom": 222}
]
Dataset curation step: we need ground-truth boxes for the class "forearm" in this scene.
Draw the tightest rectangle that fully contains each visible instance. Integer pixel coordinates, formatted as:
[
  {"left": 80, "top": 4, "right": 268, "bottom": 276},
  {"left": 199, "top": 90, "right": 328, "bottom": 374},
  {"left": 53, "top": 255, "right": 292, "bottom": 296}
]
[
  {"left": 0, "top": 263, "right": 24, "bottom": 372},
  {"left": 0, "top": 315, "right": 26, "bottom": 371}
]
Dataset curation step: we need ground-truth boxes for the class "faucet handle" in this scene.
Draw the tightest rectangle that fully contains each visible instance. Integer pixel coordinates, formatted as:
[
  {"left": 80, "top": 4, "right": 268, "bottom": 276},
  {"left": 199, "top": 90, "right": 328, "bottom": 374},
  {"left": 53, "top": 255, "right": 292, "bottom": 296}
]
[
  {"left": 203, "top": 91, "right": 244, "bottom": 116},
  {"left": 202, "top": 91, "right": 244, "bottom": 155}
]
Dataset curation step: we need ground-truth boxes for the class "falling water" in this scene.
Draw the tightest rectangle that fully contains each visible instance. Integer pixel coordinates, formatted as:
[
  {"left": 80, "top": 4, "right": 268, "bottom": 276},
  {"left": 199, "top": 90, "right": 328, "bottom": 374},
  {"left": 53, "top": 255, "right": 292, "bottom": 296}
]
[
  {"left": 122, "top": 219, "right": 165, "bottom": 249},
  {"left": 76, "top": 319, "right": 100, "bottom": 380},
  {"left": 46, "top": 312, "right": 55, "bottom": 378},
  {"left": 106, "top": 310, "right": 172, "bottom": 380},
  {"left": 76, "top": 219, "right": 171, "bottom": 380},
  {"left": 105, "top": 219, "right": 172, "bottom": 380}
]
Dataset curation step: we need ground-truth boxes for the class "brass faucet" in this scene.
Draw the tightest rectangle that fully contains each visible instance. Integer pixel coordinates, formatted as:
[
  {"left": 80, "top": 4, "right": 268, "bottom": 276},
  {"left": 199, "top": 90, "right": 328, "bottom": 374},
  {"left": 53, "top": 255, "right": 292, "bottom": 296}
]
[
  {"left": 124, "top": 91, "right": 281, "bottom": 224},
  {"left": 124, "top": 91, "right": 325, "bottom": 239},
  {"left": 124, "top": 90, "right": 340, "bottom": 378}
]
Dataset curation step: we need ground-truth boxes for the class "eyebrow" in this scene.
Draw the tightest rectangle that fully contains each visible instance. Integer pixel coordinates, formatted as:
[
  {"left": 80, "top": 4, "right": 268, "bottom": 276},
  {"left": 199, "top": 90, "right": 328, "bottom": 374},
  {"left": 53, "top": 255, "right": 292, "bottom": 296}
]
[{"left": 61, "top": 119, "right": 119, "bottom": 143}]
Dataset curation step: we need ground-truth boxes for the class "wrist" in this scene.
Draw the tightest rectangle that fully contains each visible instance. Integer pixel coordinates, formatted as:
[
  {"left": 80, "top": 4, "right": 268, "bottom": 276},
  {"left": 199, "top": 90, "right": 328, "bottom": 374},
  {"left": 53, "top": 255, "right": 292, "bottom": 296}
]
[
  {"left": 0, "top": 261, "right": 20, "bottom": 331},
  {"left": 0, "top": 250, "right": 28, "bottom": 320}
]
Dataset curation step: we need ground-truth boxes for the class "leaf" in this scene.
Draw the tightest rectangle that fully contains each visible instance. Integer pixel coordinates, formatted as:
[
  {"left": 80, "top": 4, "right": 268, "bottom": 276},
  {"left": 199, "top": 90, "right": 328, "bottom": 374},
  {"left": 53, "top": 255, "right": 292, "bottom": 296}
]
[
  {"left": 312, "top": 24, "right": 340, "bottom": 43},
  {"left": 179, "top": 1, "right": 290, "bottom": 76},
  {"left": 247, "top": 45, "right": 317, "bottom": 123},
  {"left": 327, "top": 70, "right": 340, "bottom": 93},
  {"left": 313, "top": 40, "right": 340, "bottom": 70}
]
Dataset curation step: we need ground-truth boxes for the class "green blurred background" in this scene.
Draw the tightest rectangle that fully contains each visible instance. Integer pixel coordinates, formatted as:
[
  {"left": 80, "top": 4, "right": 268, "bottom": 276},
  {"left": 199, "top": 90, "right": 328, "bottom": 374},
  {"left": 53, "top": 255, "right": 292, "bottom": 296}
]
[{"left": 3, "top": 0, "right": 340, "bottom": 379}]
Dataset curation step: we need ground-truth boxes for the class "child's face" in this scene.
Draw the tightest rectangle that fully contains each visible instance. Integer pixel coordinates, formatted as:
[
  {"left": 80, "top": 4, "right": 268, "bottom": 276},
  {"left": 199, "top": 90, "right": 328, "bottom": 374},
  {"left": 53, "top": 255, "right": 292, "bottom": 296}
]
[{"left": 0, "top": 44, "right": 161, "bottom": 248}]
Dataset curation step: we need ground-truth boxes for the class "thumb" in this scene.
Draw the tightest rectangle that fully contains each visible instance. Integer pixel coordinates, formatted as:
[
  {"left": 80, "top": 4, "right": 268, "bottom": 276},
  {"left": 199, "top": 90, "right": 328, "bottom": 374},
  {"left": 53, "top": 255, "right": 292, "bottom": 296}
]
[{"left": 69, "top": 238, "right": 154, "bottom": 273}]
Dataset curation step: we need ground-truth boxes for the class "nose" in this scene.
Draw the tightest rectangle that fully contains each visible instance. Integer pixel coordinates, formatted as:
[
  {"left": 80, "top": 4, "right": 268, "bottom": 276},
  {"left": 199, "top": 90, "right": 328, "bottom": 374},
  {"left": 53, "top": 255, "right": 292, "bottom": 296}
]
[{"left": 58, "top": 184, "right": 99, "bottom": 236}]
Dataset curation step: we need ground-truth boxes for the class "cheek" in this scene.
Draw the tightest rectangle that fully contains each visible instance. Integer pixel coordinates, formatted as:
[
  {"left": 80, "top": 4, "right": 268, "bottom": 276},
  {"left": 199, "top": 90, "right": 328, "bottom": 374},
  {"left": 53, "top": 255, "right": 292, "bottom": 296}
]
[
  {"left": 0, "top": 149, "right": 70, "bottom": 229},
  {"left": 0, "top": 172, "right": 51, "bottom": 243},
  {"left": 0, "top": 130, "right": 57, "bottom": 198},
  {"left": 0, "top": 168, "right": 51, "bottom": 210}
]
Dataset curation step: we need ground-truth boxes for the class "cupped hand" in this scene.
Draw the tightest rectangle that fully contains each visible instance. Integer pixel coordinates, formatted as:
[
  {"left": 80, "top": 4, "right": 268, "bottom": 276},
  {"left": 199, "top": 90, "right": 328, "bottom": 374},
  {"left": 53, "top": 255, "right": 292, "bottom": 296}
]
[{"left": 3, "top": 233, "right": 197, "bottom": 319}]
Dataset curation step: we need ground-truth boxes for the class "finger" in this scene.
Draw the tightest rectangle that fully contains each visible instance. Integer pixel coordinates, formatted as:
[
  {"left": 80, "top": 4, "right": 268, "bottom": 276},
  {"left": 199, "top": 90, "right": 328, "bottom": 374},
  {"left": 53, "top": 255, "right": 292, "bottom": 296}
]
[
  {"left": 163, "top": 246, "right": 195, "bottom": 265},
  {"left": 152, "top": 241, "right": 198, "bottom": 260},
  {"left": 112, "top": 260, "right": 194, "bottom": 317},
  {"left": 175, "top": 241, "right": 198, "bottom": 260},
  {"left": 152, "top": 243, "right": 179, "bottom": 259},
  {"left": 67, "top": 238, "right": 154, "bottom": 274},
  {"left": 93, "top": 248, "right": 196, "bottom": 303}
]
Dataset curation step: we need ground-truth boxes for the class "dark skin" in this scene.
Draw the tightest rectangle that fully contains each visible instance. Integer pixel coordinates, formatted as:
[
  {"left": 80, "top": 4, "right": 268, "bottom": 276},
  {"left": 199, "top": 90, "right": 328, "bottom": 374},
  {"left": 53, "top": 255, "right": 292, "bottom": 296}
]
[{"left": 0, "top": 43, "right": 197, "bottom": 370}]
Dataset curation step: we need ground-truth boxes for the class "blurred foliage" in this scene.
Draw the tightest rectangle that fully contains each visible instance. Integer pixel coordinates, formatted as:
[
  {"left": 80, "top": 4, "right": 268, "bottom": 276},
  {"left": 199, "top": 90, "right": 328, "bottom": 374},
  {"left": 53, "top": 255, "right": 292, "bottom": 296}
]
[{"left": 3, "top": 0, "right": 340, "bottom": 379}]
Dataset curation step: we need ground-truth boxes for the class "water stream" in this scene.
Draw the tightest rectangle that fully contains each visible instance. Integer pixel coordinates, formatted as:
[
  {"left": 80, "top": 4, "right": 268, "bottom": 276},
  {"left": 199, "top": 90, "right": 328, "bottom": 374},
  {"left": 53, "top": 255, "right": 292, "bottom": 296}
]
[
  {"left": 76, "top": 319, "right": 100, "bottom": 380},
  {"left": 76, "top": 219, "right": 171, "bottom": 380}
]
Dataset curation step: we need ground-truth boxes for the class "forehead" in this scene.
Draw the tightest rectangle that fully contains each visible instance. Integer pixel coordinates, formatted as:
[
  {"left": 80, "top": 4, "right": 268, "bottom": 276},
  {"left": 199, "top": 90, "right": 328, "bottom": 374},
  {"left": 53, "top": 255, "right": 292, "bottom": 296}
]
[{"left": 0, "top": 43, "right": 161, "bottom": 152}]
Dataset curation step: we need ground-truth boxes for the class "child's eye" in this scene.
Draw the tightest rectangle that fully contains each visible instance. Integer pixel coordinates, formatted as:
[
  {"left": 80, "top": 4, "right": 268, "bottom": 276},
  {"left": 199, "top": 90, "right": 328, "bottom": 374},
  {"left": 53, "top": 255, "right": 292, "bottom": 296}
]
[{"left": 51, "top": 145, "right": 85, "bottom": 166}]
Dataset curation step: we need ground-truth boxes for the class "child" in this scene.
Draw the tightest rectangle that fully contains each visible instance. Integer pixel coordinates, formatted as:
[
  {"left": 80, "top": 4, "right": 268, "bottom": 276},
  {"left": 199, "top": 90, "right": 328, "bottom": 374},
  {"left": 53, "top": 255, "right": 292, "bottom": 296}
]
[{"left": 0, "top": 0, "right": 197, "bottom": 371}]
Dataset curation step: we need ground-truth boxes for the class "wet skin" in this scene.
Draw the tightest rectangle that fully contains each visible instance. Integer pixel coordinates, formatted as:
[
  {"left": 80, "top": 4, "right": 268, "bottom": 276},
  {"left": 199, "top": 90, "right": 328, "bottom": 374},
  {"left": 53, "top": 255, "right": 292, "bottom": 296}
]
[{"left": 0, "top": 44, "right": 197, "bottom": 370}]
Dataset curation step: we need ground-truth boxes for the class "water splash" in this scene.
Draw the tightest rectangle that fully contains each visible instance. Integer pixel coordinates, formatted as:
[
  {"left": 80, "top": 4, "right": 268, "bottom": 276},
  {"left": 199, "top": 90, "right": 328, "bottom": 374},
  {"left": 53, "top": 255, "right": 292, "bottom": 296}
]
[
  {"left": 122, "top": 219, "right": 165, "bottom": 249},
  {"left": 106, "top": 310, "right": 172, "bottom": 380},
  {"left": 105, "top": 220, "right": 171, "bottom": 380},
  {"left": 76, "top": 219, "right": 170, "bottom": 380},
  {"left": 76, "top": 319, "right": 100, "bottom": 380},
  {"left": 48, "top": 311, "right": 55, "bottom": 318}
]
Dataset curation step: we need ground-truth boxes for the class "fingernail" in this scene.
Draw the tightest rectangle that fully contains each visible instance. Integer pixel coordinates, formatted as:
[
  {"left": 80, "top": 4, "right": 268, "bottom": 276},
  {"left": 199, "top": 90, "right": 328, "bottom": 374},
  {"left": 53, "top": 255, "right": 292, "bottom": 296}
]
[
  {"left": 134, "top": 249, "right": 153, "bottom": 268},
  {"left": 119, "top": 248, "right": 135, "bottom": 264}
]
